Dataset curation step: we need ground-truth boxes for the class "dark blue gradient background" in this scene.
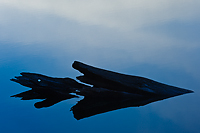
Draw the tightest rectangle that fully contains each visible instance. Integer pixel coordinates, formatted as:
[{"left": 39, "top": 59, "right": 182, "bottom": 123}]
[{"left": 0, "top": 1, "right": 200, "bottom": 132}]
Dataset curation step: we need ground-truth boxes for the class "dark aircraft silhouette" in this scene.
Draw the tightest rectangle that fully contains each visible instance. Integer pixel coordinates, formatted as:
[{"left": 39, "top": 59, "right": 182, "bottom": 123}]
[{"left": 11, "top": 61, "right": 193, "bottom": 120}]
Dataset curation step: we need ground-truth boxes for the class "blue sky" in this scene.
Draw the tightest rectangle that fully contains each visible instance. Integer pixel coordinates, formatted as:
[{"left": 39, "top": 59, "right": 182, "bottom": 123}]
[
  {"left": 0, "top": 0, "right": 200, "bottom": 72},
  {"left": 0, "top": 1, "right": 200, "bottom": 132}
]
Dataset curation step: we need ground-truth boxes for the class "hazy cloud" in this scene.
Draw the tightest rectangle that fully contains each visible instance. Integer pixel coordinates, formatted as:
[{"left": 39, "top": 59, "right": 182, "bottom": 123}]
[
  {"left": 0, "top": 0, "right": 200, "bottom": 29},
  {"left": 0, "top": 0, "right": 200, "bottom": 80}
]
